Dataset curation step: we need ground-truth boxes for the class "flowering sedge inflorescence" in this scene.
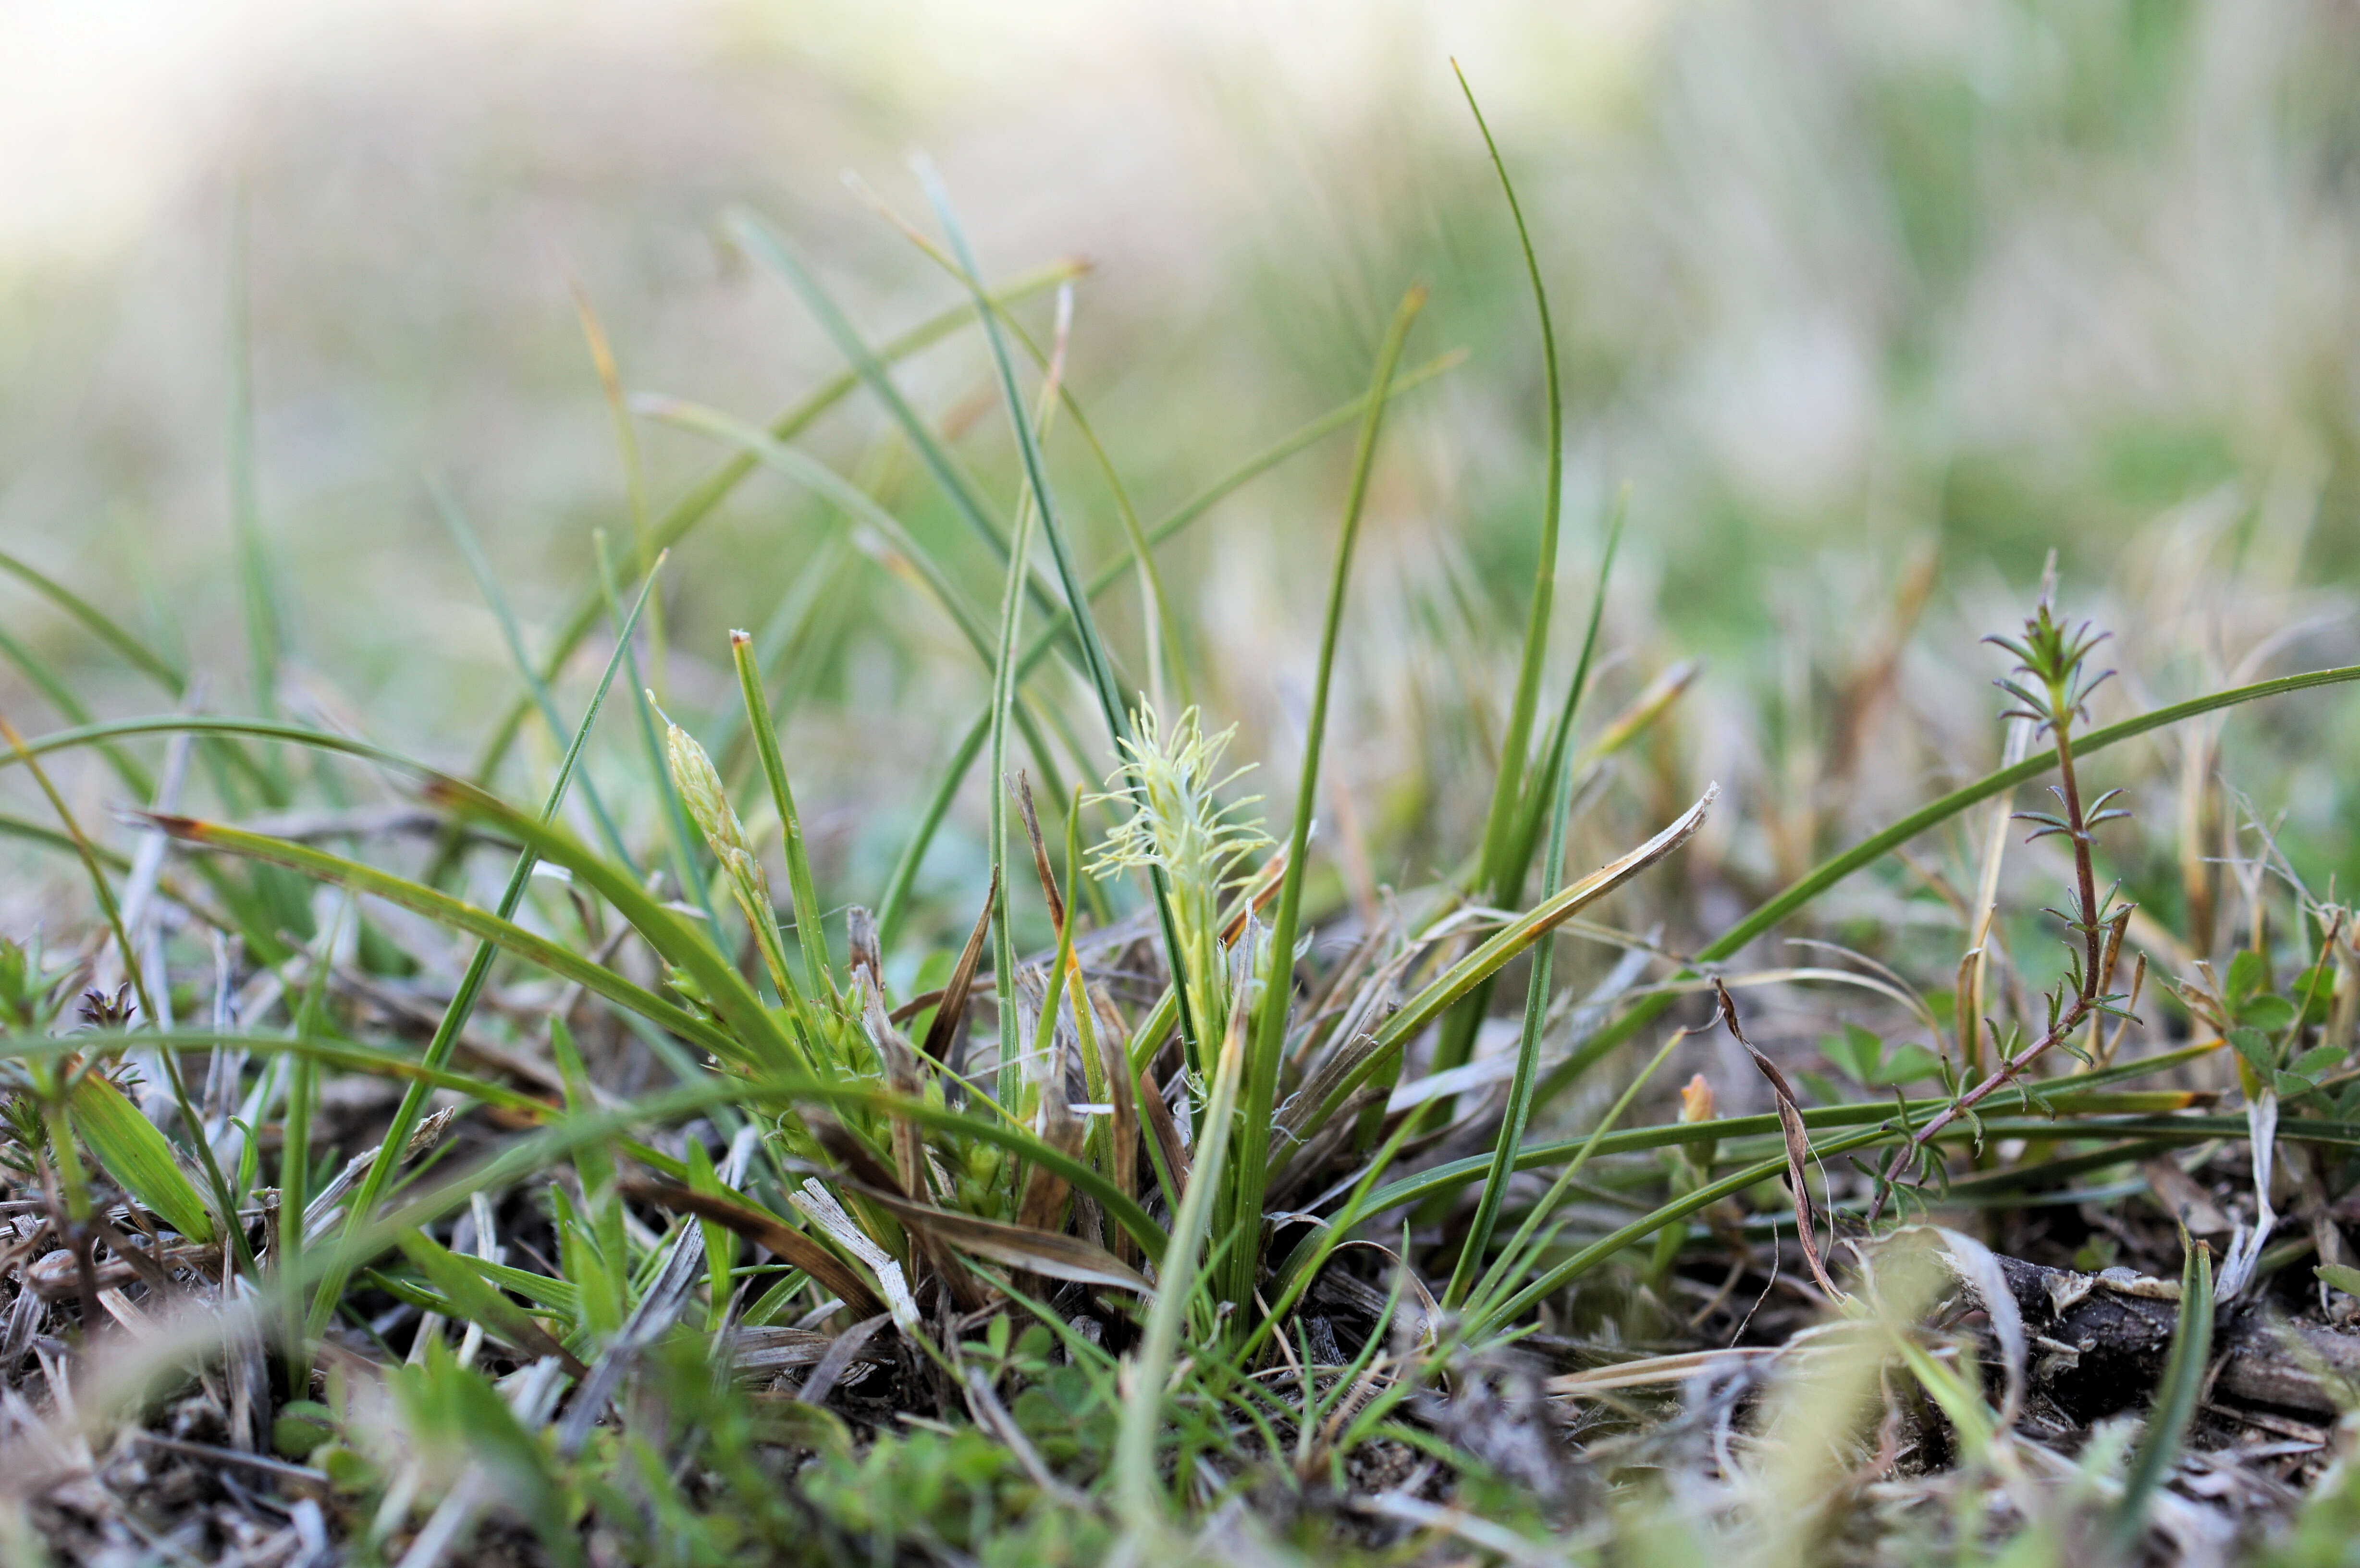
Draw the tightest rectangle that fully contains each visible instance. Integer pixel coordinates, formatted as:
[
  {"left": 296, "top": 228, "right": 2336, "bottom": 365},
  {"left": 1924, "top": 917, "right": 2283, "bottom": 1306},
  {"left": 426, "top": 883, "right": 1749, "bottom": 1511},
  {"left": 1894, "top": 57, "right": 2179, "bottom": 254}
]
[
  {"left": 655, "top": 697, "right": 832, "bottom": 1069},
  {"left": 1087, "top": 704, "right": 1271, "bottom": 1071}
]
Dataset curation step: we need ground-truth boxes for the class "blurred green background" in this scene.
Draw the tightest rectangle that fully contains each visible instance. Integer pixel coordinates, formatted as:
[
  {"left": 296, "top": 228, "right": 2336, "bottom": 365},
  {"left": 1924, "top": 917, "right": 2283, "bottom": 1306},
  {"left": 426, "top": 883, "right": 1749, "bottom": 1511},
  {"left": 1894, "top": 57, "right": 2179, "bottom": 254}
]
[{"left": 4, "top": 0, "right": 2358, "bottom": 944}]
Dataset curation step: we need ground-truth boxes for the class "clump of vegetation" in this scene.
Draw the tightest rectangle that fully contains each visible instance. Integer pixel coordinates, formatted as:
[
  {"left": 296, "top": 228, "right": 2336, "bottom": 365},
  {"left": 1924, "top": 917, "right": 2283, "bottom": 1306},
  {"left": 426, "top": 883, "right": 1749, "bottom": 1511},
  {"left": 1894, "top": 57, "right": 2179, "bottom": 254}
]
[{"left": 4, "top": 76, "right": 2360, "bottom": 1568}]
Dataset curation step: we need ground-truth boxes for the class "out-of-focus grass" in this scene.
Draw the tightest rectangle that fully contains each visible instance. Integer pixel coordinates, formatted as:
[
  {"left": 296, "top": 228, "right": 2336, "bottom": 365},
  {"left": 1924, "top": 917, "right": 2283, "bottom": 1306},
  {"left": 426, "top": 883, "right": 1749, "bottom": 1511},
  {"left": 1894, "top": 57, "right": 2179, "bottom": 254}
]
[
  {"left": 4, "top": 4, "right": 2357, "bottom": 943},
  {"left": 5, "top": 11, "right": 2360, "bottom": 1562}
]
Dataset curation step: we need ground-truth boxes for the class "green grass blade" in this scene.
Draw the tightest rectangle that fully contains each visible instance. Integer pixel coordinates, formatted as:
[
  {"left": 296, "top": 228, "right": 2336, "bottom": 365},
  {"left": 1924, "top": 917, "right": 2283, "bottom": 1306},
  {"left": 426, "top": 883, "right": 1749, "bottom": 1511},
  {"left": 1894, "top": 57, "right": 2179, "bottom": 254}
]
[
  {"left": 465, "top": 256, "right": 1082, "bottom": 789},
  {"left": 278, "top": 896, "right": 345, "bottom": 1379},
  {"left": 397, "top": 1228, "right": 588, "bottom": 1377},
  {"left": 1116, "top": 1024, "right": 1245, "bottom": 1529},
  {"left": 1351, "top": 1082, "right": 2212, "bottom": 1217},
  {"left": 1510, "top": 490, "right": 1627, "bottom": 879},
  {"left": 0, "top": 713, "right": 245, "bottom": 1261},
  {"left": 1424, "top": 65, "right": 1569, "bottom": 1099},
  {"left": 226, "top": 199, "right": 284, "bottom": 723},
  {"left": 1229, "top": 286, "right": 1426, "bottom": 1323},
  {"left": 295, "top": 1071, "right": 1165, "bottom": 1308},
  {"left": 1447, "top": 612, "right": 1581, "bottom": 1310},
  {"left": 699, "top": 531, "right": 854, "bottom": 773},
  {"left": 1457, "top": 58, "right": 1565, "bottom": 943},
  {"left": 2, "top": 714, "right": 435, "bottom": 782},
  {"left": 732, "top": 631, "right": 833, "bottom": 999},
  {"left": 985, "top": 442, "right": 1040, "bottom": 1114},
  {"left": 418, "top": 776, "right": 804, "bottom": 1074},
  {"left": 1484, "top": 1126, "right": 1896, "bottom": 1325},
  {"left": 868, "top": 353, "right": 1465, "bottom": 952},
  {"left": 0, "top": 1029, "right": 544, "bottom": 1113},
  {"left": 145, "top": 813, "right": 738, "bottom": 1062},
  {"left": 1306, "top": 789, "right": 1714, "bottom": 1128},
  {"left": 66, "top": 1072, "right": 216, "bottom": 1244},
  {"left": 304, "top": 552, "right": 666, "bottom": 1336},
  {"left": 875, "top": 708, "right": 990, "bottom": 948},
  {"left": 636, "top": 397, "right": 1006, "bottom": 661},
  {"left": 638, "top": 394, "right": 1079, "bottom": 814},
  {"left": 0, "top": 621, "right": 157, "bottom": 799},
  {"left": 593, "top": 533, "right": 723, "bottom": 934},
  {"left": 1139, "top": 350, "right": 1464, "bottom": 547},
  {"left": 0, "top": 812, "right": 129, "bottom": 865},
  {"left": 2107, "top": 1237, "right": 2213, "bottom": 1554},
  {"left": 724, "top": 209, "right": 1021, "bottom": 576},
  {"left": 848, "top": 198, "right": 1196, "bottom": 711},
  {"left": 1535, "top": 661, "right": 2360, "bottom": 1108},
  {"left": 432, "top": 479, "right": 637, "bottom": 868},
  {"left": 909, "top": 168, "right": 1128, "bottom": 749},
  {"left": 0, "top": 548, "right": 186, "bottom": 697},
  {"left": 915, "top": 164, "right": 1221, "bottom": 1075}
]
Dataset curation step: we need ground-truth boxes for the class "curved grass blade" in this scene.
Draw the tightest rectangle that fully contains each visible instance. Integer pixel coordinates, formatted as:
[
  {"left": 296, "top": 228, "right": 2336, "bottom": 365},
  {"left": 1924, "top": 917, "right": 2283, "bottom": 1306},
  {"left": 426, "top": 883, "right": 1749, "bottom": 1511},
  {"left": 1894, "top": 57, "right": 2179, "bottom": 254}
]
[
  {"left": 467, "top": 257, "right": 1082, "bottom": 786},
  {"left": 638, "top": 394, "right": 1079, "bottom": 814},
  {"left": 1535, "top": 661, "right": 2360, "bottom": 1107},
  {"left": 66, "top": 1073, "right": 216, "bottom": 1244},
  {"left": 0, "top": 812, "right": 129, "bottom": 866},
  {"left": 142, "top": 814, "right": 737, "bottom": 1063},
  {"left": 2, "top": 715, "right": 435, "bottom": 781},
  {"left": 0, "top": 712, "right": 246, "bottom": 1261},
  {"left": 1429, "top": 64, "right": 1569, "bottom": 1098},
  {"left": 418, "top": 778, "right": 804, "bottom": 1074},
  {"left": 732, "top": 632, "right": 834, "bottom": 999},
  {"left": 397, "top": 1228, "right": 588, "bottom": 1378},
  {"left": 1510, "top": 491, "right": 1628, "bottom": 882},
  {"left": 298, "top": 1070, "right": 1165, "bottom": 1312},
  {"left": 618, "top": 1179, "right": 888, "bottom": 1321},
  {"left": 1483, "top": 1126, "right": 1897, "bottom": 1326},
  {"left": 0, "top": 1030, "right": 543, "bottom": 1113},
  {"left": 2106, "top": 1237, "right": 2213, "bottom": 1555},
  {"left": 843, "top": 183, "right": 1196, "bottom": 710},
  {"left": 1447, "top": 577, "right": 1583, "bottom": 1310},
  {"left": 1306, "top": 787, "right": 1717, "bottom": 1128},
  {"left": 432, "top": 480, "right": 636, "bottom": 867},
  {"left": 724, "top": 208, "right": 1064, "bottom": 633},
  {"left": 1353, "top": 1086, "right": 2215, "bottom": 1218},
  {"left": 304, "top": 555, "right": 664, "bottom": 1335},
  {"left": 1453, "top": 58, "right": 1567, "bottom": 982},
  {"left": 0, "top": 547, "right": 187, "bottom": 696},
  {"left": 843, "top": 1180, "right": 1150, "bottom": 1294},
  {"left": 917, "top": 165, "right": 1221, "bottom": 1076},
  {"left": 0, "top": 621, "right": 155, "bottom": 799},
  {"left": 1117, "top": 1019, "right": 1245, "bottom": 1528},
  {"left": 1229, "top": 286, "right": 1426, "bottom": 1322},
  {"left": 868, "top": 351, "right": 1466, "bottom": 950}
]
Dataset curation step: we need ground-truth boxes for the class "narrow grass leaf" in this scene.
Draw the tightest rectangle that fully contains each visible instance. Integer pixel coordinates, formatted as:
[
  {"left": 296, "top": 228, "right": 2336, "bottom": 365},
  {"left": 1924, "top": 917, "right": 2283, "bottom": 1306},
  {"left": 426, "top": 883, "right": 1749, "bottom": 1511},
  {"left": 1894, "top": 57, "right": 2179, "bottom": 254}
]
[
  {"left": 0, "top": 547, "right": 187, "bottom": 697},
  {"left": 2108, "top": 1237, "right": 2214, "bottom": 1554},
  {"left": 467, "top": 257, "right": 1082, "bottom": 788},
  {"left": 1307, "top": 788, "right": 1716, "bottom": 1128},
  {"left": 66, "top": 1073, "right": 216, "bottom": 1244},
  {"left": 732, "top": 630, "right": 833, "bottom": 997},
  {"left": 840, "top": 1181, "right": 1150, "bottom": 1294},
  {"left": 1230, "top": 285, "right": 1426, "bottom": 1321},
  {"left": 142, "top": 813, "right": 738, "bottom": 1060},
  {"left": 1537, "top": 661, "right": 2360, "bottom": 1107},
  {"left": 396, "top": 1228, "right": 589, "bottom": 1378}
]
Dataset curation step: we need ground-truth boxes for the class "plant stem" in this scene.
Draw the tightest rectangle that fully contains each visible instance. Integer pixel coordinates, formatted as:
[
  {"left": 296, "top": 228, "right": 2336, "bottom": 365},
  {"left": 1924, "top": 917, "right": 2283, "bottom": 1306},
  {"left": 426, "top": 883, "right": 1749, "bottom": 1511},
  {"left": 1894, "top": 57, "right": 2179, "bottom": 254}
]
[{"left": 1871, "top": 681, "right": 2121, "bottom": 1220}]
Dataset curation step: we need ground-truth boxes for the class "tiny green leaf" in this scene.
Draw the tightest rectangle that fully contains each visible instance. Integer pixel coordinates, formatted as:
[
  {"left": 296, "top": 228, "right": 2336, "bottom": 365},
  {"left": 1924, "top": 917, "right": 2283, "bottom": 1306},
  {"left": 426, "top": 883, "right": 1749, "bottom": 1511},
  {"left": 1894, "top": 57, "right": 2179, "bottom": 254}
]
[
  {"left": 2226, "top": 950, "right": 2271, "bottom": 1007},
  {"left": 67, "top": 1073, "right": 216, "bottom": 1244}
]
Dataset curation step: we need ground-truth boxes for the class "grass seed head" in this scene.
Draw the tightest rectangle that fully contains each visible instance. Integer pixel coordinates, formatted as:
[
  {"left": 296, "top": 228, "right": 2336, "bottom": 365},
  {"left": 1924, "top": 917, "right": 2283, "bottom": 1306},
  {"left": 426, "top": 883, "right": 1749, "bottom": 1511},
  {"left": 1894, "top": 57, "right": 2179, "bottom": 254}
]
[
  {"left": 1088, "top": 704, "right": 1270, "bottom": 1039},
  {"left": 659, "top": 698, "right": 752, "bottom": 872}
]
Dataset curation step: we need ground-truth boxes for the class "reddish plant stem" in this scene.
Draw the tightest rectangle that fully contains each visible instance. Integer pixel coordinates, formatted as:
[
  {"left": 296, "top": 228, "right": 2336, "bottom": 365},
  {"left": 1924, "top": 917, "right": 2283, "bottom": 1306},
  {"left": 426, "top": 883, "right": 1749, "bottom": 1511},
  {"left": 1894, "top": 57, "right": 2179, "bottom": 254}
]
[
  {"left": 1870, "top": 687, "right": 2122, "bottom": 1224},
  {"left": 2051, "top": 718, "right": 2103, "bottom": 989}
]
